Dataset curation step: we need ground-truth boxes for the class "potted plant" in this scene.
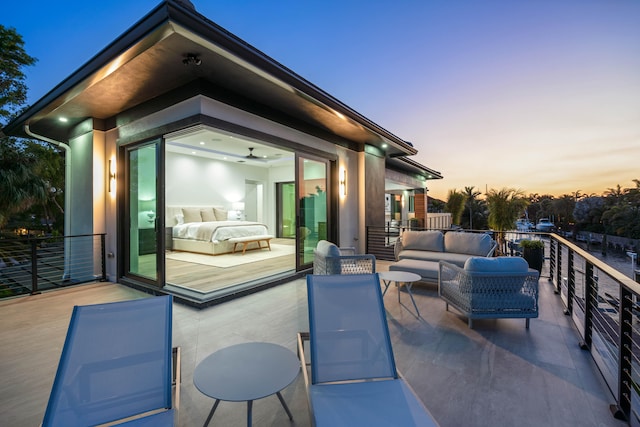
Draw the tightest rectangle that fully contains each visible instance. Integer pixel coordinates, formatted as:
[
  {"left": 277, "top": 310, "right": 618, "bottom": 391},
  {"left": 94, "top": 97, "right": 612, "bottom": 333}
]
[{"left": 519, "top": 239, "right": 544, "bottom": 273}]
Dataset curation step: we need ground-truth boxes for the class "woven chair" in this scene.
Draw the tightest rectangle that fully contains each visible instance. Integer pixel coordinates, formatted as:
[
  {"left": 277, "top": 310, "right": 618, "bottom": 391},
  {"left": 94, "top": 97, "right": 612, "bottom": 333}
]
[
  {"left": 438, "top": 257, "right": 539, "bottom": 328},
  {"left": 313, "top": 240, "right": 376, "bottom": 275}
]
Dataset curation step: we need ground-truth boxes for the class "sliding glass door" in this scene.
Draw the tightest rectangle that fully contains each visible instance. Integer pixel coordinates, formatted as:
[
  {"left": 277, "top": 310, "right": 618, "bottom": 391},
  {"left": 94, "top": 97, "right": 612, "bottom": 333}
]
[
  {"left": 297, "top": 155, "right": 329, "bottom": 268},
  {"left": 126, "top": 141, "right": 162, "bottom": 284}
]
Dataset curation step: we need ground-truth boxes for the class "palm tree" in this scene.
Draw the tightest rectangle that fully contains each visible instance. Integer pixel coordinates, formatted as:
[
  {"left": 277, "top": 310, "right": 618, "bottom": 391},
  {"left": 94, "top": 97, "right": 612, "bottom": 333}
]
[
  {"left": 485, "top": 188, "right": 528, "bottom": 253},
  {"left": 446, "top": 190, "right": 467, "bottom": 227},
  {"left": 462, "top": 186, "right": 481, "bottom": 229}
]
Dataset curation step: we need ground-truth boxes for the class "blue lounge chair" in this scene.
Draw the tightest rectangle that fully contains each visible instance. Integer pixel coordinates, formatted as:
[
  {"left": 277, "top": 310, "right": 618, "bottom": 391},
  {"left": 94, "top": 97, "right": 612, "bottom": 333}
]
[
  {"left": 298, "top": 274, "right": 439, "bottom": 426},
  {"left": 42, "top": 295, "right": 180, "bottom": 426}
]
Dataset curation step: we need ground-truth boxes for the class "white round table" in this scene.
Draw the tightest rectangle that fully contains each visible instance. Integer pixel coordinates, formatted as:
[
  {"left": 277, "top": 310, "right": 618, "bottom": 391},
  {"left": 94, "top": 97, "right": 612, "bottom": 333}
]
[
  {"left": 379, "top": 271, "right": 422, "bottom": 317},
  {"left": 194, "top": 342, "right": 300, "bottom": 426}
]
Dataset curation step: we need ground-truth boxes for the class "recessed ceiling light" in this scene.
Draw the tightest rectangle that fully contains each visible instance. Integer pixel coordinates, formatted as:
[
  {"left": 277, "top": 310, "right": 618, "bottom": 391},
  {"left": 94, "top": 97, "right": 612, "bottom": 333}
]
[
  {"left": 381, "top": 143, "right": 388, "bottom": 149},
  {"left": 59, "top": 117, "right": 68, "bottom": 123},
  {"left": 191, "top": 151, "right": 196, "bottom": 154},
  {"left": 199, "top": 141, "right": 205, "bottom": 145}
]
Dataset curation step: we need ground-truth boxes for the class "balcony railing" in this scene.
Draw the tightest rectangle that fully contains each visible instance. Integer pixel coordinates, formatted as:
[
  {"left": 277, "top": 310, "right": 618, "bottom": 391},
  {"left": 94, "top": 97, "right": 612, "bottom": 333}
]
[
  {"left": 0, "top": 233, "right": 106, "bottom": 299},
  {"left": 548, "top": 234, "right": 640, "bottom": 423},
  {"left": 366, "top": 225, "right": 640, "bottom": 423}
]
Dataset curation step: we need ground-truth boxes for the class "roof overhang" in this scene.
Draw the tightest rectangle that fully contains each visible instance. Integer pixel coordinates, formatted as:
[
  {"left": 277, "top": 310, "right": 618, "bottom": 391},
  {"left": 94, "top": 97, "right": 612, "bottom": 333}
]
[
  {"left": 387, "top": 156, "right": 443, "bottom": 182},
  {"left": 3, "top": 0, "right": 420, "bottom": 158}
]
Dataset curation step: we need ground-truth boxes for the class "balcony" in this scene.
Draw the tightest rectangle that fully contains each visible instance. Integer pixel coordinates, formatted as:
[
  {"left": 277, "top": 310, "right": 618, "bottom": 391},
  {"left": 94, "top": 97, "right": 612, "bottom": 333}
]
[{"left": 0, "top": 235, "right": 632, "bottom": 426}]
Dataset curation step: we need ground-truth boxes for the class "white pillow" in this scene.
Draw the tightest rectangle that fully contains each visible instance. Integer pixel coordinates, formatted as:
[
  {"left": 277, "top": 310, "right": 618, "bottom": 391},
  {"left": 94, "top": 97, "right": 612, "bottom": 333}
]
[{"left": 175, "top": 214, "right": 184, "bottom": 225}]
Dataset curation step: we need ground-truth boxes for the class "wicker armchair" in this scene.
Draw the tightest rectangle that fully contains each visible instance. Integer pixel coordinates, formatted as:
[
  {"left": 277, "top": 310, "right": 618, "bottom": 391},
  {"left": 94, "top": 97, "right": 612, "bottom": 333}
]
[
  {"left": 438, "top": 257, "right": 539, "bottom": 328},
  {"left": 313, "top": 240, "right": 376, "bottom": 275}
]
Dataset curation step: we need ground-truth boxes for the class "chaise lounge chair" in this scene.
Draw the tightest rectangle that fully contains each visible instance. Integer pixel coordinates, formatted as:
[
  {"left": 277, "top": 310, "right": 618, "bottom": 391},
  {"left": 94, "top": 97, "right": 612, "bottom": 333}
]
[
  {"left": 42, "top": 295, "right": 180, "bottom": 426},
  {"left": 297, "top": 274, "right": 439, "bottom": 426}
]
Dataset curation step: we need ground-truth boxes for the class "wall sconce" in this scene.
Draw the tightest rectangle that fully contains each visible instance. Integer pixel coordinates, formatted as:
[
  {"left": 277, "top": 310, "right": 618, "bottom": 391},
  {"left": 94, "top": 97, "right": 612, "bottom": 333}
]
[
  {"left": 339, "top": 168, "right": 347, "bottom": 197},
  {"left": 108, "top": 159, "right": 116, "bottom": 193}
]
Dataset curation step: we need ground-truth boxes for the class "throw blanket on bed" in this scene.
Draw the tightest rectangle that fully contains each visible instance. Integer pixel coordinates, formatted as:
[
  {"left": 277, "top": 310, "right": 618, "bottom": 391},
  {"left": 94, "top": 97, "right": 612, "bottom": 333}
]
[{"left": 174, "top": 221, "right": 268, "bottom": 243}]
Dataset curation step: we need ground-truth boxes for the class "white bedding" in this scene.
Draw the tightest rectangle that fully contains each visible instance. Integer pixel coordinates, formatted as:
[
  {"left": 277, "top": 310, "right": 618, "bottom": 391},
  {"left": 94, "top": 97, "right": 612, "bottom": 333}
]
[{"left": 173, "top": 221, "right": 268, "bottom": 243}]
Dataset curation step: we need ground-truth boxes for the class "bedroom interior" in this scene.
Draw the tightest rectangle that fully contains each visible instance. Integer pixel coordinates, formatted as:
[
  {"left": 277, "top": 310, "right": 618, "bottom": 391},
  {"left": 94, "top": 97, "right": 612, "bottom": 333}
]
[{"left": 150, "top": 125, "right": 311, "bottom": 294}]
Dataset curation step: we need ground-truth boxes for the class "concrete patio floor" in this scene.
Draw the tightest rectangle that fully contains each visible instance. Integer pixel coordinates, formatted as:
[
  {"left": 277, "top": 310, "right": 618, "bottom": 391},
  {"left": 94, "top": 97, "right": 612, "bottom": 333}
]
[{"left": 0, "top": 262, "right": 627, "bottom": 426}]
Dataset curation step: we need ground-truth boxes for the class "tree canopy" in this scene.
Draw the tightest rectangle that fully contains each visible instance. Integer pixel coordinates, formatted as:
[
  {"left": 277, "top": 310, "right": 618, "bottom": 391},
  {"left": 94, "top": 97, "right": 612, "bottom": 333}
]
[
  {"left": 0, "top": 25, "right": 36, "bottom": 122},
  {"left": 0, "top": 25, "right": 62, "bottom": 232}
]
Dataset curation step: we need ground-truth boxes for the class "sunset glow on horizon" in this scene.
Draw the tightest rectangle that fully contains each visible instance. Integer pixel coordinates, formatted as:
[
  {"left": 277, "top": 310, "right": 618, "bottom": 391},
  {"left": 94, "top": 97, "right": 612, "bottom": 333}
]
[{"left": 5, "top": 1, "right": 639, "bottom": 201}]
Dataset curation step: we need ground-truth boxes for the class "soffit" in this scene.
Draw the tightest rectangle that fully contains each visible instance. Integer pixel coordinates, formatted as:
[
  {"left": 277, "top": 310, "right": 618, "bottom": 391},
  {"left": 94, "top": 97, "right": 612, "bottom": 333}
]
[{"left": 8, "top": 2, "right": 416, "bottom": 158}]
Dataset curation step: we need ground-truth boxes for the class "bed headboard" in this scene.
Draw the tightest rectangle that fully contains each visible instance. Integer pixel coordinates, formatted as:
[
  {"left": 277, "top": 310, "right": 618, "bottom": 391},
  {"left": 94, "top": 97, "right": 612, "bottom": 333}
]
[{"left": 166, "top": 206, "right": 227, "bottom": 226}]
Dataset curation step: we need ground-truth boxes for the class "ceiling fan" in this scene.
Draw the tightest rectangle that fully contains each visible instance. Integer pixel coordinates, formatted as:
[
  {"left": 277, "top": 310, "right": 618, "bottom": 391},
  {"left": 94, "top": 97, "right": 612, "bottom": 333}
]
[{"left": 245, "top": 147, "right": 260, "bottom": 159}]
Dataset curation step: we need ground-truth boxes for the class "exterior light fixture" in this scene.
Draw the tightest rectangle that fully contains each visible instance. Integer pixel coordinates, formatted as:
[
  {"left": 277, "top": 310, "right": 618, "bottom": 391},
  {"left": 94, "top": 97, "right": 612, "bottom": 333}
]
[
  {"left": 339, "top": 168, "right": 347, "bottom": 197},
  {"left": 108, "top": 159, "right": 116, "bottom": 193},
  {"left": 182, "top": 53, "right": 202, "bottom": 66}
]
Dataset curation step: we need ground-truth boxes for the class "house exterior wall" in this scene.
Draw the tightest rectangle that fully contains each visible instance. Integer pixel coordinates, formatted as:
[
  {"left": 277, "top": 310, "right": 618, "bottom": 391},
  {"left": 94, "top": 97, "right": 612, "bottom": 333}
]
[
  {"left": 364, "top": 146, "right": 386, "bottom": 228},
  {"left": 106, "top": 93, "right": 362, "bottom": 278}
]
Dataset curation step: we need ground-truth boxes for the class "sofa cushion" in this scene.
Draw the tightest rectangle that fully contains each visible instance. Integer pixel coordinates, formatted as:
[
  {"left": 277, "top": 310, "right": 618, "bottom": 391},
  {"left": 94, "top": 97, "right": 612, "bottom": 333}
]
[
  {"left": 401, "top": 231, "right": 444, "bottom": 252},
  {"left": 445, "top": 232, "right": 493, "bottom": 256},
  {"left": 390, "top": 259, "right": 439, "bottom": 281},
  {"left": 398, "top": 250, "right": 470, "bottom": 267},
  {"left": 316, "top": 240, "right": 341, "bottom": 257},
  {"left": 438, "top": 253, "right": 473, "bottom": 267},
  {"left": 464, "top": 256, "right": 529, "bottom": 273}
]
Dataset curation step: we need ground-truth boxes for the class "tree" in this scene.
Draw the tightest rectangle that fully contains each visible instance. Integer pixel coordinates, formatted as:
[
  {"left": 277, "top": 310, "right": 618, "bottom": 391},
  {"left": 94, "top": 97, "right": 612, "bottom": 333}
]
[
  {"left": 0, "top": 25, "right": 36, "bottom": 122},
  {"left": 486, "top": 188, "right": 528, "bottom": 252},
  {"left": 573, "top": 196, "right": 605, "bottom": 233},
  {"left": 0, "top": 141, "right": 47, "bottom": 228},
  {"left": 0, "top": 25, "right": 51, "bottom": 230},
  {"left": 552, "top": 194, "right": 576, "bottom": 230},
  {"left": 461, "top": 186, "right": 487, "bottom": 230},
  {"left": 445, "top": 189, "right": 467, "bottom": 226}
]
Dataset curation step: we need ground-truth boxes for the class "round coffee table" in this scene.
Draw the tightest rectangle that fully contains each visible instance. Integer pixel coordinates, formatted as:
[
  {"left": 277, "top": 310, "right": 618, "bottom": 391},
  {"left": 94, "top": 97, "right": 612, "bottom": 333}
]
[
  {"left": 379, "top": 271, "right": 422, "bottom": 317},
  {"left": 194, "top": 342, "right": 300, "bottom": 426}
]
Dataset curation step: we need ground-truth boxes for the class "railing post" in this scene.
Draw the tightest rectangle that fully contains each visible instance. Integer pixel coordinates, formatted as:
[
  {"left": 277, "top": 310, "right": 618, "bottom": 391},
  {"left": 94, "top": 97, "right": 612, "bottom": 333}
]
[
  {"left": 30, "top": 239, "right": 40, "bottom": 295},
  {"left": 100, "top": 234, "right": 107, "bottom": 281},
  {"left": 549, "top": 237, "right": 556, "bottom": 281},
  {"left": 611, "top": 285, "right": 633, "bottom": 421},
  {"left": 565, "top": 249, "right": 575, "bottom": 315},
  {"left": 580, "top": 262, "right": 595, "bottom": 349},
  {"left": 555, "top": 241, "right": 563, "bottom": 294}
]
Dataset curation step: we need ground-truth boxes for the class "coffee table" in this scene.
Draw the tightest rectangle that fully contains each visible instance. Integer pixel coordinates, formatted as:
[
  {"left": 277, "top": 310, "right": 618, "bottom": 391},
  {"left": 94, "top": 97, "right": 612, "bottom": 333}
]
[
  {"left": 379, "top": 271, "right": 422, "bottom": 317},
  {"left": 194, "top": 342, "right": 299, "bottom": 426}
]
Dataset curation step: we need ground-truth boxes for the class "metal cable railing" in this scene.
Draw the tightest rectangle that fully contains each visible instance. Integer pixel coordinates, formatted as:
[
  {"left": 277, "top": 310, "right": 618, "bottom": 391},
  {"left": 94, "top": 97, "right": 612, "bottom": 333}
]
[
  {"left": 549, "top": 234, "right": 640, "bottom": 423},
  {"left": 0, "top": 234, "right": 106, "bottom": 298},
  {"left": 365, "top": 225, "right": 640, "bottom": 423}
]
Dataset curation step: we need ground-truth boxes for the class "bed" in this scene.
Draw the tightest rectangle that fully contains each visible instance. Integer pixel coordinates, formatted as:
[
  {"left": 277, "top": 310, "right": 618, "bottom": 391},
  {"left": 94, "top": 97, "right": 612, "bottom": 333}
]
[{"left": 166, "top": 206, "right": 270, "bottom": 255}]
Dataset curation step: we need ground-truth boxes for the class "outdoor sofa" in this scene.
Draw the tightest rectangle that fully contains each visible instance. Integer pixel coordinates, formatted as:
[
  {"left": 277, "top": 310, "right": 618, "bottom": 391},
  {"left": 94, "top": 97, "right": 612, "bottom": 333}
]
[
  {"left": 390, "top": 230, "right": 497, "bottom": 282},
  {"left": 439, "top": 256, "right": 539, "bottom": 328}
]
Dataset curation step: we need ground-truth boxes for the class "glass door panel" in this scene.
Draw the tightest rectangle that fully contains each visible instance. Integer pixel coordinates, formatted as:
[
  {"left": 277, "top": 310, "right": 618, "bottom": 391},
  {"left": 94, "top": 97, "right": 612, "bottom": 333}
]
[
  {"left": 297, "top": 156, "right": 328, "bottom": 268},
  {"left": 277, "top": 182, "right": 296, "bottom": 238},
  {"left": 127, "top": 143, "right": 158, "bottom": 281}
]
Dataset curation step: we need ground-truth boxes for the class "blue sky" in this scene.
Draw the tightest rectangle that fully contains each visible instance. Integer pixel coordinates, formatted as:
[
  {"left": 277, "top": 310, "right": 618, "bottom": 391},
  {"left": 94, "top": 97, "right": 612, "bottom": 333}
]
[{"left": 5, "top": 0, "right": 640, "bottom": 200}]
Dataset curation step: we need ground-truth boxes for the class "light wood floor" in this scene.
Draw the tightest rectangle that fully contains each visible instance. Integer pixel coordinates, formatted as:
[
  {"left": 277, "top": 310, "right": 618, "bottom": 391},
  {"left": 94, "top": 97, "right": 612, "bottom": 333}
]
[
  {"left": 166, "top": 238, "right": 296, "bottom": 293},
  {"left": 150, "top": 238, "right": 297, "bottom": 294}
]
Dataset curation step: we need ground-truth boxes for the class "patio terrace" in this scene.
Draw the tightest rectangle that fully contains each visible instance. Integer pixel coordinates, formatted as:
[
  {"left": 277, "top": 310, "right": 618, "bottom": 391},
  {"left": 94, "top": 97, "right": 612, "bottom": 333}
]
[{"left": 0, "top": 260, "right": 626, "bottom": 427}]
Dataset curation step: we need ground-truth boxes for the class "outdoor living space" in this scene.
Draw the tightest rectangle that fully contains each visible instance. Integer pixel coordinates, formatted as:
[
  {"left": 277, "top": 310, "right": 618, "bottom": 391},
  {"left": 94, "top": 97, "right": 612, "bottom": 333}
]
[{"left": 0, "top": 261, "right": 625, "bottom": 427}]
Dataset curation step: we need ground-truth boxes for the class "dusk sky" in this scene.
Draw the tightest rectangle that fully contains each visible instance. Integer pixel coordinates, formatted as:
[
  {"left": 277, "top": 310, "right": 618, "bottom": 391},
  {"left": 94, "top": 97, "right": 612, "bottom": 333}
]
[{"left": 5, "top": 0, "right": 640, "bottom": 200}]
